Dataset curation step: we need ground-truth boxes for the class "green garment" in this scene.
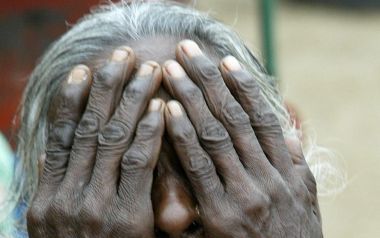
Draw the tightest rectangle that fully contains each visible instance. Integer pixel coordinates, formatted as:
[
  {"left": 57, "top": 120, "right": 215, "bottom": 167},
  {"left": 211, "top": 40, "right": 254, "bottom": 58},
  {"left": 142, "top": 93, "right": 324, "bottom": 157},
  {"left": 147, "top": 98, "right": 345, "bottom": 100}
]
[{"left": 0, "top": 132, "right": 15, "bottom": 236}]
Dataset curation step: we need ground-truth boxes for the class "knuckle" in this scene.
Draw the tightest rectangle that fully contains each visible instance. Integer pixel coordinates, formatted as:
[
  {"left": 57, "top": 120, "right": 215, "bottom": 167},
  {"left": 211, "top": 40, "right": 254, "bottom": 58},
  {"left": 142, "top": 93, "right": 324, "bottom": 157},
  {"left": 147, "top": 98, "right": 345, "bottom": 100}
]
[
  {"left": 184, "top": 148, "right": 216, "bottom": 181},
  {"left": 242, "top": 194, "right": 271, "bottom": 219},
  {"left": 204, "top": 215, "right": 221, "bottom": 230},
  {"left": 251, "top": 110, "right": 282, "bottom": 136},
  {"left": 47, "top": 119, "right": 77, "bottom": 150},
  {"left": 136, "top": 117, "right": 161, "bottom": 138},
  {"left": 122, "top": 146, "right": 152, "bottom": 170},
  {"left": 293, "top": 201, "right": 308, "bottom": 218},
  {"left": 221, "top": 101, "right": 251, "bottom": 131},
  {"left": 251, "top": 108, "right": 279, "bottom": 127},
  {"left": 207, "top": 211, "right": 240, "bottom": 232},
  {"left": 75, "top": 111, "right": 100, "bottom": 138},
  {"left": 197, "top": 63, "right": 221, "bottom": 83},
  {"left": 188, "top": 155, "right": 215, "bottom": 180},
  {"left": 88, "top": 90, "right": 111, "bottom": 113},
  {"left": 79, "top": 203, "right": 104, "bottom": 229},
  {"left": 108, "top": 206, "right": 151, "bottom": 233},
  {"left": 273, "top": 190, "right": 294, "bottom": 209},
  {"left": 171, "top": 122, "right": 197, "bottom": 145},
  {"left": 199, "top": 120, "right": 232, "bottom": 152},
  {"left": 189, "top": 57, "right": 220, "bottom": 82},
  {"left": 292, "top": 176, "right": 314, "bottom": 204},
  {"left": 234, "top": 71, "right": 258, "bottom": 93},
  {"left": 291, "top": 150, "right": 306, "bottom": 166},
  {"left": 132, "top": 224, "right": 151, "bottom": 237},
  {"left": 126, "top": 215, "right": 152, "bottom": 235},
  {"left": 47, "top": 198, "right": 74, "bottom": 221},
  {"left": 98, "top": 120, "right": 130, "bottom": 147},
  {"left": 268, "top": 177, "right": 293, "bottom": 203},
  {"left": 299, "top": 167, "right": 318, "bottom": 196}
]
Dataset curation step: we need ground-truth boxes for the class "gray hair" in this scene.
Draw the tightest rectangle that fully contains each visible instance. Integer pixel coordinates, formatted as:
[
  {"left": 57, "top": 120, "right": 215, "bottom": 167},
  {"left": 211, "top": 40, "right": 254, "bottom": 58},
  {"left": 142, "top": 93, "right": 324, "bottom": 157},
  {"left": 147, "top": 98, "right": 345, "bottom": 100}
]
[{"left": 2, "top": 1, "right": 345, "bottom": 236}]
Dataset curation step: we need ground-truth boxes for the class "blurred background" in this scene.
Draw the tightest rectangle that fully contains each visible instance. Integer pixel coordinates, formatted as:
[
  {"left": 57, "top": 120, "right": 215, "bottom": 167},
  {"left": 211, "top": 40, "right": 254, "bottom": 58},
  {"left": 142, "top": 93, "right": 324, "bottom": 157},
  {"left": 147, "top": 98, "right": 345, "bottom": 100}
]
[{"left": 0, "top": 0, "right": 379, "bottom": 237}]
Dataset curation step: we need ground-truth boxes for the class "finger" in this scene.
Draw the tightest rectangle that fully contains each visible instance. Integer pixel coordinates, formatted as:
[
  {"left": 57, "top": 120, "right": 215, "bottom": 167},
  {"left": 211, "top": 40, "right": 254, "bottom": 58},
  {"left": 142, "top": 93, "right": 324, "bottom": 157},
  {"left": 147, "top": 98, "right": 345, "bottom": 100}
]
[
  {"left": 285, "top": 135, "right": 318, "bottom": 217},
  {"left": 164, "top": 100, "right": 224, "bottom": 205},
  {"left": 40, "top": 65, "right": 91, "bottom": 188},
  {"left": 118, "top": 99, "right": 165, "bottom": 202},
  {"left": 89, "top": 62, "right": 162, "bottom": 193},
  {"left": 62, "top": 47, "right": 136, "bottom": 191},
  {"left": 220, "top": 55, "right": 295, "bottom": 180},
  {"left": 175, "top": 40, "right": 275, "bottom": 178},
  {"left": 285, "top": 135, "right": 317, "bottom": 196},
  {"left": 162, "top": 60, "right": 247, "bottom": 184}
]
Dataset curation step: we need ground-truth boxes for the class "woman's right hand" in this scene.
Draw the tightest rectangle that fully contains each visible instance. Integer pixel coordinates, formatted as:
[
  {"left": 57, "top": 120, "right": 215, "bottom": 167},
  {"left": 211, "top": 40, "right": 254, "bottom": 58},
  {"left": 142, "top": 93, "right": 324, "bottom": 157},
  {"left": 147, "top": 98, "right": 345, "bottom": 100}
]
[{"left": 27, "top": 47, "right": 165, "bottom": 238}]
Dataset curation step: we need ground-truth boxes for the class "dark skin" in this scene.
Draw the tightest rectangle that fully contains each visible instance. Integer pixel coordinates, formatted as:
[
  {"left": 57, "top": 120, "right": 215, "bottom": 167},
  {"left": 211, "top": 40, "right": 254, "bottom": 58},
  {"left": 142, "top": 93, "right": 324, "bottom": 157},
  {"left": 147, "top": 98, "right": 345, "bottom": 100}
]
[{"left": 27, "top": 40, "right": 322, "bottom": 238}]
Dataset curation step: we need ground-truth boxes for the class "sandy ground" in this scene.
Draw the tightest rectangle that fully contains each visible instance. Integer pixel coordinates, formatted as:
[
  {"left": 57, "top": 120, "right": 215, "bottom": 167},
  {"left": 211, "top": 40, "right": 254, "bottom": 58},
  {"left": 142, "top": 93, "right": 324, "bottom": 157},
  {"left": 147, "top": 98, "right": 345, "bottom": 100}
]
[{"left": 196, "top": 1, "right": 380, "bottom": 237}]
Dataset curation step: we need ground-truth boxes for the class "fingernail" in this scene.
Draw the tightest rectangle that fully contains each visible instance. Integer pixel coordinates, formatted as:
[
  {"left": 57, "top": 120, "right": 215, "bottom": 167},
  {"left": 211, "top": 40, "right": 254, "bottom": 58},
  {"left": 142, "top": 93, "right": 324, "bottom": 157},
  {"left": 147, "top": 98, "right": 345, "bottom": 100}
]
[
  {"left": 137, "top": 61, "right": 158, "bottom": 76},
  {"left": 180, "top": 40, "right": 202, "bottom": 57},
  {"left": 222, "top": 56, "right": 242, "bottom": 72},
  {"left": 138, "top": 64, "right": 153, "bottom": 76},
  {"left": 111, "top": 47, "right": 129, "bottom": 62},
  {"left": 149, "top": 99, "right": 163, "bottom": 112},
  {"left": 164, "top": 60, "right": 185, "bottom": 78},
  {"left": 67, "top": 65, "right": 89, "bottom": 84},
  {"left": 167, "top": 101, "right": 183, "bottom": 117}
]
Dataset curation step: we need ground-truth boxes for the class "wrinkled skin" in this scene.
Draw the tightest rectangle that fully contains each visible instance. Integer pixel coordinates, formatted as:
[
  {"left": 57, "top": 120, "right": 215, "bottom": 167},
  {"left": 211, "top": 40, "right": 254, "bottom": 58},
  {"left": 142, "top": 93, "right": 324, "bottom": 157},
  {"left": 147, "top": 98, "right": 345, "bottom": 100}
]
[
  {"left": 162, "top": 41, "right": 322, "bottom": 237},
  {"left": 27, "top": 41, "right": 322, "bottom": 238}
]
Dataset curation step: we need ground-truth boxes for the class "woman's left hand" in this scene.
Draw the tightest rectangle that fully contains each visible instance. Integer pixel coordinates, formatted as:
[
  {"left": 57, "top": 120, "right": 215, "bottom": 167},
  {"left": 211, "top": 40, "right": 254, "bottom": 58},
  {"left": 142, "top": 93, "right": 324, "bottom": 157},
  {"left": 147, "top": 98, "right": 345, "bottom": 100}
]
[{"left": 162, "top": 40, "right": 322, "bottom": 238}]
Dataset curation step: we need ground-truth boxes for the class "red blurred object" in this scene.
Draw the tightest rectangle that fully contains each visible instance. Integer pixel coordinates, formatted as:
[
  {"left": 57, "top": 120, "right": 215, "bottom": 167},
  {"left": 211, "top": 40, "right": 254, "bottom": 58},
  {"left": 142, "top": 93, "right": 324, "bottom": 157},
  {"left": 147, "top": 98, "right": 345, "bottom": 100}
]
[
  {"left": 0, "top": 0, "right": 100, "bottom": 21},
  {"left": 0, "top": 0, "right": 99, "bottom": 146}
]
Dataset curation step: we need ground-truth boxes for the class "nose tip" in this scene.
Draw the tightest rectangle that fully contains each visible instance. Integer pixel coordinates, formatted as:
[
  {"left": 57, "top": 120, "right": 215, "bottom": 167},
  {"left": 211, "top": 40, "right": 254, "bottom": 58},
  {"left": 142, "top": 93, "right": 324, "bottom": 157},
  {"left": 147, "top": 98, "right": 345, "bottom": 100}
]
[
  {"left": 156, "top": 197, "right": 197, "bottom": 236},
  {"left": 153, "top": 143, "right": 199, "bottom": 237}
]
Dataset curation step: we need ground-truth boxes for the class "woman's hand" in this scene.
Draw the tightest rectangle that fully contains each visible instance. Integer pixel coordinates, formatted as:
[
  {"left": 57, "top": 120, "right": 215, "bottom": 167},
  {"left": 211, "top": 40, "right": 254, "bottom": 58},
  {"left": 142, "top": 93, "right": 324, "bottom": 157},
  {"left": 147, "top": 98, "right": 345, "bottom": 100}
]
[
  {"left": 27, "top": 47, "right": 165, "bottom": 238},
  {"left": 163, "top": 40, "right": 322, "bottom": 237}
]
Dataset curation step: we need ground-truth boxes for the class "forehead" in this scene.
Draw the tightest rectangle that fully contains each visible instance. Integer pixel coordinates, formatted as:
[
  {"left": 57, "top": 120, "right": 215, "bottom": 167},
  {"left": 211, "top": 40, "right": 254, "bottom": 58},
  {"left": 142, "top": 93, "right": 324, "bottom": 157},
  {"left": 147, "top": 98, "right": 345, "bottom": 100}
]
[{"left": 127, "top": 35, "right": 221, "bottom": 68}]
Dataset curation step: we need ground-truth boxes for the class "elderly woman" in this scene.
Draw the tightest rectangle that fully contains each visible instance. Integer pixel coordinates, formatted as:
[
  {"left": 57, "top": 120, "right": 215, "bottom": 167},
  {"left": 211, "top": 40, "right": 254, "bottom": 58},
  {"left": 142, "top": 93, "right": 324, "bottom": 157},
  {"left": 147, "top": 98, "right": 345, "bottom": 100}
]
[{"left": 4, "top": 1, "right": 323, "bottom": 237}]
